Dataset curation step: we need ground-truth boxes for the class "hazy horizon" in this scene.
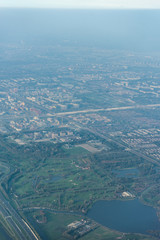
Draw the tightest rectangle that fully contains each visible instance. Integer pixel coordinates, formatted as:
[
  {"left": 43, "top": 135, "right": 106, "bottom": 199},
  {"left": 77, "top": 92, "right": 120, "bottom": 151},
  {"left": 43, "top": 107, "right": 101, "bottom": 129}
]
[{"left": 1, "top": 9, "right": 160, "bottom": 52}]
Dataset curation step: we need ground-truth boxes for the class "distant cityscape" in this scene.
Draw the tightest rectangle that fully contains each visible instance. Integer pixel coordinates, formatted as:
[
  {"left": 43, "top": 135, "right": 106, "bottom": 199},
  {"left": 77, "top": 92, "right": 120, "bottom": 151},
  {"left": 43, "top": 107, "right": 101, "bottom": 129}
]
[{"left": 1, "top": 46, "right": 160, "bottom": 164}]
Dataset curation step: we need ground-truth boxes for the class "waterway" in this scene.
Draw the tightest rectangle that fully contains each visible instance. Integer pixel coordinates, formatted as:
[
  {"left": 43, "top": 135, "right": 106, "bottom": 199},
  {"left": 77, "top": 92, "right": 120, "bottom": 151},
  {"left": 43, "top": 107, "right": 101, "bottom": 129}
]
[{"left": 87, "top": 199, "right": 160, "bottom": 235}]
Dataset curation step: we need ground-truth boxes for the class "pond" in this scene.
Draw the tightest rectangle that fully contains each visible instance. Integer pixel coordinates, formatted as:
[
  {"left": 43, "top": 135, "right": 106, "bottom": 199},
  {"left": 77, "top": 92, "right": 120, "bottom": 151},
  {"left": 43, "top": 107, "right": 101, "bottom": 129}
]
[
  {"left": 112, "top": 168, "right": 139, "bottom": 178},
  {"left": 87, "top": 199, "right": 160, "bottom": 235},
  {"left": 44, "top": 175, "right": 62, "bottom": 183}
]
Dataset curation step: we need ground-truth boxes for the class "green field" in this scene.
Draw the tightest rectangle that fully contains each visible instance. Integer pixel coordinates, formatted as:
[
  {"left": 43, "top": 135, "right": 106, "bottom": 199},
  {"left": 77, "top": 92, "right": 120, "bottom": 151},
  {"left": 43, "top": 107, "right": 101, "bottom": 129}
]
[{"left": 11, "top": 145, "right": 115, "bottom": 211}]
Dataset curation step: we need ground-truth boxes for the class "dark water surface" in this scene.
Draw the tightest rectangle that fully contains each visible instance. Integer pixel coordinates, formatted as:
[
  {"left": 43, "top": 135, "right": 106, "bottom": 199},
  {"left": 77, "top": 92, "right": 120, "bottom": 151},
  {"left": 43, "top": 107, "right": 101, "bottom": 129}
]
[
  {"left": 44, "top": 175, "right": 62, "bottom": 183},
  {"left": 113, "top": 168, "right": 139, "bottom": 178},
  {"left": 87, "top": 199, "right": 160, "bottom": 234}
]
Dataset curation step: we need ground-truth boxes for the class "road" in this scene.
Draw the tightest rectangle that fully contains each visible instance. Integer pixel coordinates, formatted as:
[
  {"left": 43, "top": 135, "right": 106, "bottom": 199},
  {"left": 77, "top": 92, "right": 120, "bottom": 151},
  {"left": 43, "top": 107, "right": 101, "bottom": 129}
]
[
  {"left": 1, "top": 103, "right": 160, "bottom": 121},
  {"left": 0, "top": 164, "right": 39, "bottom": 240},
  {"left": 47, "top": 103, "right": 160, "bottom": 117}
]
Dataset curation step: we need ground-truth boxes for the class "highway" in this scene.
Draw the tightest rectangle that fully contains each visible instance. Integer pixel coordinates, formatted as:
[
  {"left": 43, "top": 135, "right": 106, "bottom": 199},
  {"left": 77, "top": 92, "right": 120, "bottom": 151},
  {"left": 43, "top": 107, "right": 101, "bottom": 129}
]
[
  {"left": 47, "top": 103, "right": 160, "bottom": 117},
  {"left": 1, "top": 103, "right": 160, "bottom": 121},
  {"left": 0, "top": 165, "right": 39, "bottom": 240}
]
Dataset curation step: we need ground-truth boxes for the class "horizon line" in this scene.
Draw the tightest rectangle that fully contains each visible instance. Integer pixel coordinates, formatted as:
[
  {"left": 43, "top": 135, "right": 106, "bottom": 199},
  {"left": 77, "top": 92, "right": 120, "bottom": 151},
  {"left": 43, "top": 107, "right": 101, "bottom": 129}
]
[{"left": 0, "top": 7, "right": 160, "bottom": 10}]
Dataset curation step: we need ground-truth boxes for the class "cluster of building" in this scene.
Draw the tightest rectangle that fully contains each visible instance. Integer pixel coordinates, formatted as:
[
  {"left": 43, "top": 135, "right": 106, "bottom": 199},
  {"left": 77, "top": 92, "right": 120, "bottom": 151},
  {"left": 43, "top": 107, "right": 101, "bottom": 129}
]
[
  {"left": 65, "top": 219, "right": 98, "bottom": 239},
  {"left": 0, "top": 51, "right": 160, "bottom": 167},
  {"left": 10, "top": 128, "right": 81, "bottom": 145},
  {"left": 121, "top": 128, "right": 160, "bottom": 161}
]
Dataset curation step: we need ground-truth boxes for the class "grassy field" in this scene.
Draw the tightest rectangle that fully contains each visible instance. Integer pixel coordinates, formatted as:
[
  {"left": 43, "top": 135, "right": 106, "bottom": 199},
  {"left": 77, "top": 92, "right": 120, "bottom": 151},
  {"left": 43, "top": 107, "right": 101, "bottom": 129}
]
[
  {"left": 25, "top": 211, "right": 82, "bottom": 240},
  {"left": 12, "top": 146, "right": 114, "bottom": 211},
  {"left": 9, "top": 142, "right": 157, "bottom": 214}
]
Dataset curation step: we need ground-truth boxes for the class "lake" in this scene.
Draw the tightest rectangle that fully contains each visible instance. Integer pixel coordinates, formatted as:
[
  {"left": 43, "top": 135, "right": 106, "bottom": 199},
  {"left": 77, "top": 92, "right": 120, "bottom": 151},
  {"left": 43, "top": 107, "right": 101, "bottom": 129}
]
[{"left": 87, "top": 199, "right": 160, "bottom": 235}]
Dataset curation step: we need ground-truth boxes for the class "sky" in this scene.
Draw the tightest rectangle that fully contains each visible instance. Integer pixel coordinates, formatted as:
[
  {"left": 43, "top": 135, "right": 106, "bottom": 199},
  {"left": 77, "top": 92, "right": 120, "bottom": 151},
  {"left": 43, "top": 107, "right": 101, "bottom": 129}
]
[{"left": 1, "top": 0, "right": 160, "bottom": 9}]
